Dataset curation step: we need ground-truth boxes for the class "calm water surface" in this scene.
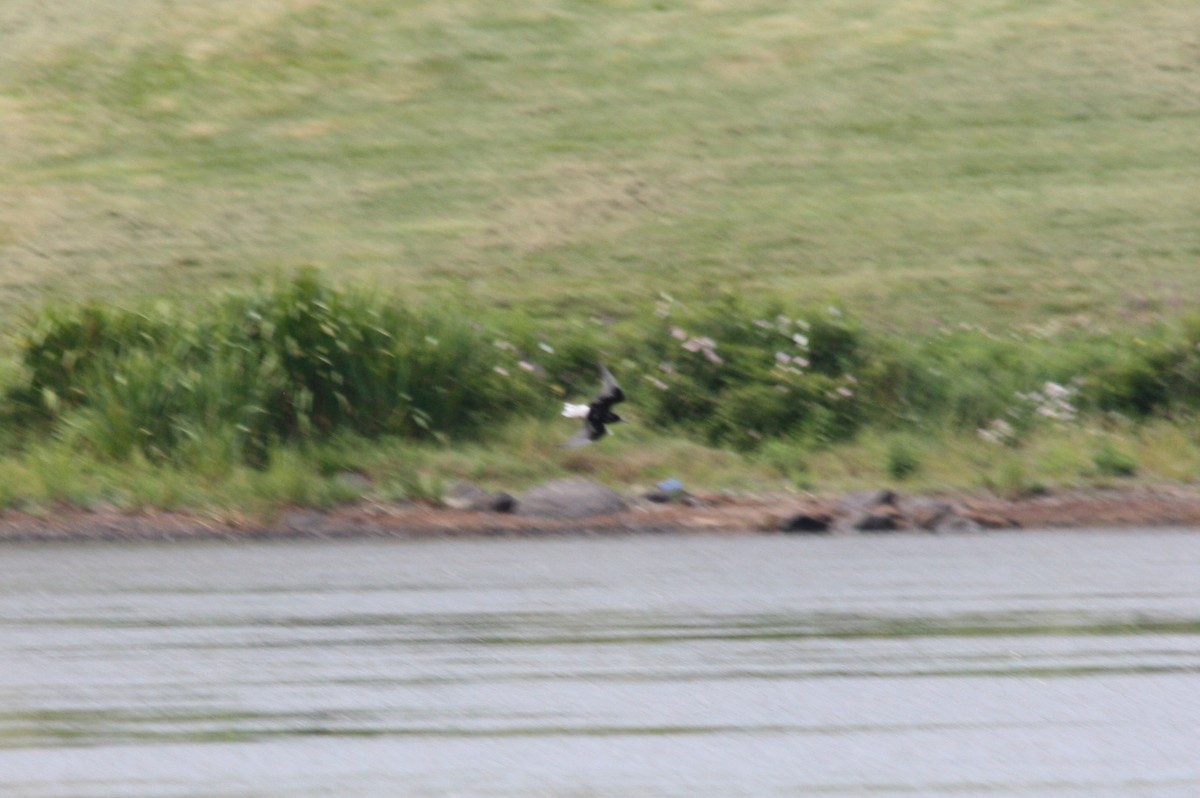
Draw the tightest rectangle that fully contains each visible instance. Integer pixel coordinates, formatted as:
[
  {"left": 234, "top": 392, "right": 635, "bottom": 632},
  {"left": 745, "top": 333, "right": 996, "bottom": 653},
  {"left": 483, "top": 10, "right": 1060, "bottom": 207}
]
[{"left": 3, "top": 530, "right": 1200, "bottom": 797}]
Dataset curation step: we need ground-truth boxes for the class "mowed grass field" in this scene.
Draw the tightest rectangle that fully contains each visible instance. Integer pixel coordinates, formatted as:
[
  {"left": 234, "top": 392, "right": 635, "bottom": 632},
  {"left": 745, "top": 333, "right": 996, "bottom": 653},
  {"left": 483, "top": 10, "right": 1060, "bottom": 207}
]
[{"left": 2, "top": 0, "right": 1199, "bottom": 330}]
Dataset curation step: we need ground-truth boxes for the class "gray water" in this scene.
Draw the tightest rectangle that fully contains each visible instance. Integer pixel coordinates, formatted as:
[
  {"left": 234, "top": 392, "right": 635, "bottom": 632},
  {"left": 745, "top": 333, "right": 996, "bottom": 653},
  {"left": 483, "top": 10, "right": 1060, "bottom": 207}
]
[{"left": 3, "top": 530, "right": 1200, "bottom": 797}]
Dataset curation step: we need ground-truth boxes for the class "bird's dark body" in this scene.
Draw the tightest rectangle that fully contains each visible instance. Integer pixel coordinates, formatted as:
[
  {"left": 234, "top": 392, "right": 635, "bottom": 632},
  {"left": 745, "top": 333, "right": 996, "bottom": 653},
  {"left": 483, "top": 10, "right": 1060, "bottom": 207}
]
[
  {"left": 584, "top": 386, "right": 624, "bottom": 442},
  {"left": 563, "top": 364, "right": 626, "bottom": 447}
]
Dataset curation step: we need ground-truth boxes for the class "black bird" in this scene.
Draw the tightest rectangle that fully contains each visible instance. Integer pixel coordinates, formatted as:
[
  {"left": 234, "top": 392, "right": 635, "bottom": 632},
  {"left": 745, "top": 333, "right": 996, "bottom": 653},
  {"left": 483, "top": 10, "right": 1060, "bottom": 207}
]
[{"left": 561, "top": 364, "right": 625, "bottom": 447}]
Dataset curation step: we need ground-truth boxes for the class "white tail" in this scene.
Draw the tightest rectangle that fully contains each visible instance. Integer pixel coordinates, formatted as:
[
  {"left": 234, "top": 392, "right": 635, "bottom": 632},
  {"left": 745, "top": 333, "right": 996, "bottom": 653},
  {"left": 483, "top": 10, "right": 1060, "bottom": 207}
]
[{"left": 562, "top": 402, "right": 589, "bottom": 419}]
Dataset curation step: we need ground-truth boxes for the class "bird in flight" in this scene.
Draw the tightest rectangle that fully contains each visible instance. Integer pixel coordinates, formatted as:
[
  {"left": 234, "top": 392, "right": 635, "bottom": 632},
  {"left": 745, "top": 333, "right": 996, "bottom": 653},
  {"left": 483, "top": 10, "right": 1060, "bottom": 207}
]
[{"left": 561, "top": 364, "right": 625, "bottom": 447}]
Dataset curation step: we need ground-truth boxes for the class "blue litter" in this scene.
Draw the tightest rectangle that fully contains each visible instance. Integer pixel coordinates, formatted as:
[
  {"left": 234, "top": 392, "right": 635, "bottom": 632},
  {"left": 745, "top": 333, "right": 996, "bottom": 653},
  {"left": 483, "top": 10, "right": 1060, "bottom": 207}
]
[{"left": 657, "top": 479, "right": 684, "bottom": 494}]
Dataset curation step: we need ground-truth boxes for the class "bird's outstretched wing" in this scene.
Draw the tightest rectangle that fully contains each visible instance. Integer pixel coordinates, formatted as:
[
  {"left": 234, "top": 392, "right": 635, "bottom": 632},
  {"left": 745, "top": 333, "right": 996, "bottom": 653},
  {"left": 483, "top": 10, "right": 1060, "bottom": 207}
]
[{"left": 593, "top": 363, "right": 625, "bottom": 411}]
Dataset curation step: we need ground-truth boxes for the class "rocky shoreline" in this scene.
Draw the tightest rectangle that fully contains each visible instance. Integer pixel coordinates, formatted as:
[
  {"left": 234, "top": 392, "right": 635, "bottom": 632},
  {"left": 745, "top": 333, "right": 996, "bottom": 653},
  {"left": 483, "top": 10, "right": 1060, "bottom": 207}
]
[{"left": 4, "top": 479, "right": 1200, "bottom": 543}]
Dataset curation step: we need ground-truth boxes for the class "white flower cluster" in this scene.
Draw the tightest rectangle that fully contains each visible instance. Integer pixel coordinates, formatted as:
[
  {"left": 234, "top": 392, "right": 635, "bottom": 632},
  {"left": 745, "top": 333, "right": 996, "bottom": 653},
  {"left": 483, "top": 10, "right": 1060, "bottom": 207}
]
[
  {"left": 978, "top": 381, "right": 1079, "bottom": 445},
  {"left": 977, "top": 417, "right": 1017, "bottom": 446},
  {"left": 1018, "top": 381, "right": 1078, "bottom": 422},
  {"left": 670, "top": 327, "right": 723, "bottom": 364},
  {"left": 759, "top": 315, "right": 810, "bottom": 377}
]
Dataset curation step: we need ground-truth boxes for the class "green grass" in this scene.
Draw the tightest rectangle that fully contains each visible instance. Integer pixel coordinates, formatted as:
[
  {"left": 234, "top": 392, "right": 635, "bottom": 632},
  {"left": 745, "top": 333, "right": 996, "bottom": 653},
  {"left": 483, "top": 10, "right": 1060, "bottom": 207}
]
[
  {"left": 3, "top": 0, "right": 1200, "bottom": 513},
  {"left": 2, "top": 0, "right": 1199, "bottom": 328}
]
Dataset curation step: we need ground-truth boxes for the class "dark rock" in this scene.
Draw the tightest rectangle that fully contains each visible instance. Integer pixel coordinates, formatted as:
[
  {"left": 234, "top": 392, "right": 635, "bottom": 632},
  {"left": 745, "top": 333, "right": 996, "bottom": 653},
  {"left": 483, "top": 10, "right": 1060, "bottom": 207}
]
[
  {"left": 849, "top": 508, "right": 905, "bottom": 532},
  {"left": 484, "top": 492, "right": 516, "bottom": 513},
  {"left": 832, "top": 490, "right": 905, "bottom": 532},
  {"left": 645, "top": 488, "right": 704, "bottom": 507},
  {"left": 517, "top": 478, "right": 628, "bottom": 519},
  {"left": 780, "top": 512, "right": 833, "bottom": 534},
  {"left": 444, "top": 481, "right": 516, "bottom": 513},
  {"left": 899, "top": 497, "right": 989, "bottom": 533}
]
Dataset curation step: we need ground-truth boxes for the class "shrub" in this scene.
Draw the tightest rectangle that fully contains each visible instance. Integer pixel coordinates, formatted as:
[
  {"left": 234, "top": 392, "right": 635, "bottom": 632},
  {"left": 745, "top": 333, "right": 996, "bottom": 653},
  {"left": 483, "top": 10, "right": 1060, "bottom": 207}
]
[
  {"left": 885, "top": 436, "right": 922, "bottom": 481},
  {"left": 1067, "top": 317, "right": 1200, "bottom": 419},
  {"left": 1091, "top": 440, "right": 1138, "bottom": 478},
  {"left": 4, "top": 271, "right": 538, "bottom": 465},
  {"left": 229, "top": 271, "right": 522, "bottom": 440},
  {"left": 13, "top": 303, "right": 169, "bottom": 419},
  {"left": 1087, "top": 353, "right": 1169, "bottom": 417},
  {"left": 637, "top": 299, "right": 869, "bottom": 447}
]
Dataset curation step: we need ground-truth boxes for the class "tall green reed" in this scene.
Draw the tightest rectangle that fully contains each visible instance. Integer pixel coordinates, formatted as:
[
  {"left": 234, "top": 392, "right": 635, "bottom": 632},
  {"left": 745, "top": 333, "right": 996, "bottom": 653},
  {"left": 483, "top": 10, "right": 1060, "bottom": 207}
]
[{"left": 6, "top": 271, "right": 537, "bottom": 466}]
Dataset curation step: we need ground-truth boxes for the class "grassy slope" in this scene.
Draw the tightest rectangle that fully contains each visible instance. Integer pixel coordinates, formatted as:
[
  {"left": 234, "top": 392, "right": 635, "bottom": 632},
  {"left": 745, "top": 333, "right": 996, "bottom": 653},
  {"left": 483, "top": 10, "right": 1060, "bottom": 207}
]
[
  {"left": 2, "top": 0, "right": 1199, "bottom": 328},
  {"left": 2, "top": 0, "right": 1200, "bottom": 510}
]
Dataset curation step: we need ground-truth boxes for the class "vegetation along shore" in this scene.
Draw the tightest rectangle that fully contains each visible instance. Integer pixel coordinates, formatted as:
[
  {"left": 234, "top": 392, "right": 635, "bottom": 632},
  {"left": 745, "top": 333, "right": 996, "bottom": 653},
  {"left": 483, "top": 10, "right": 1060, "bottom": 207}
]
[{"left": 1, "top": 271, "right": 1200, "bottom": 530}]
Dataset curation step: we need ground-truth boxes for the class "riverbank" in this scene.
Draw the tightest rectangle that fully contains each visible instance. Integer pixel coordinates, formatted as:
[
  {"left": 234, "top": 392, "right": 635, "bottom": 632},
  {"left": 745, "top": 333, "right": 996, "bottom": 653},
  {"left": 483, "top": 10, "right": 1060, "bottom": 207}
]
[{"left": 5, "top": 484, "right": 1200, "bottom": 543}]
